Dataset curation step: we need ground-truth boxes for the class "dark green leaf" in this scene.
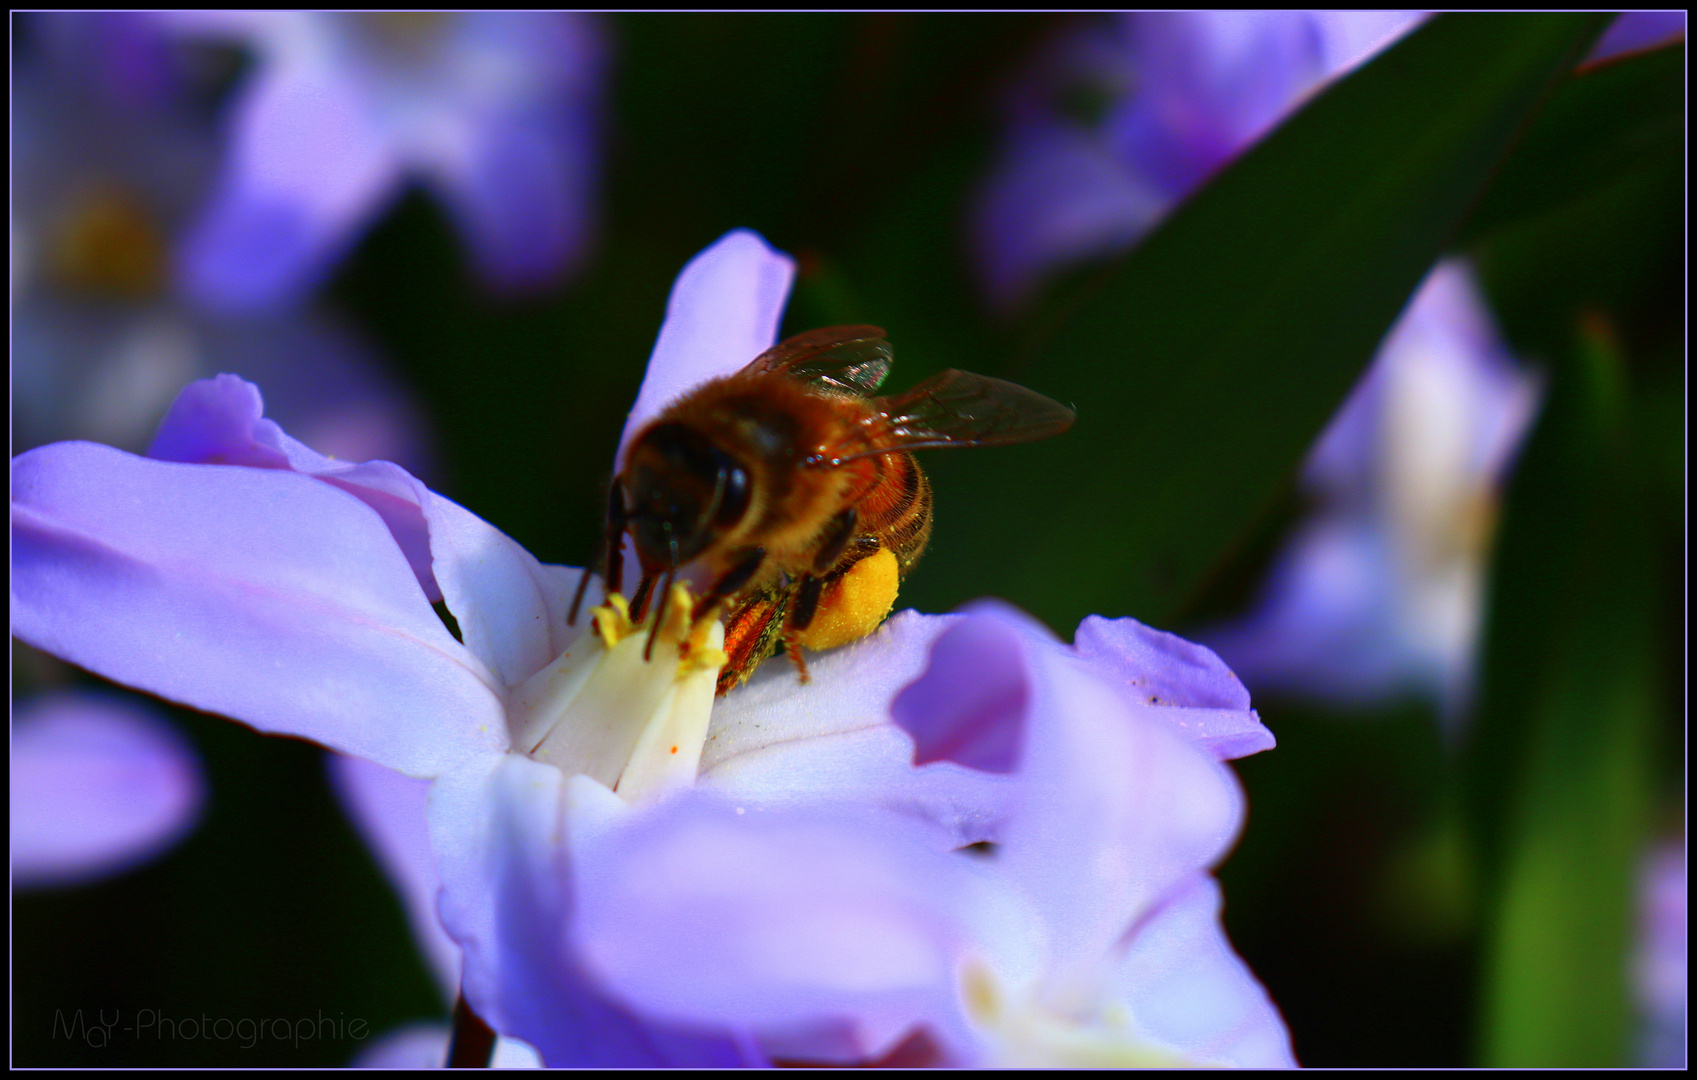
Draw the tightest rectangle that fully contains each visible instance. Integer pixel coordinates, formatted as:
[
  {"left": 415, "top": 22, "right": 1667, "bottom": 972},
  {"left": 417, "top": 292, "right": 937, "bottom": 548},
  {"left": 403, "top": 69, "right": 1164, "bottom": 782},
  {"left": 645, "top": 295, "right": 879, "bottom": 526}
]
[
  {"left": 1460, "top": 42, "right": 1685, "bottom": 245},
  {"left": 902, "top": 13, "right": 1610, "bottom": 631}
]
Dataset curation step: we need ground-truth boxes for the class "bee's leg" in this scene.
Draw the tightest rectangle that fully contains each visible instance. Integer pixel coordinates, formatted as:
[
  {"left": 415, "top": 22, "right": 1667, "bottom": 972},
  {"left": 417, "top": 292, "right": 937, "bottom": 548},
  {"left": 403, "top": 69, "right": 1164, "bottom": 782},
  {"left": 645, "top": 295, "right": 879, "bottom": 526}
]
[
  {"left": 569, "top": 478, "right": 629, "bottom": 625},
  {"left": 789, "top": 573, "right": 825, "bottom": 632},
  {"left": 812, "top": 508, "right": 858, "bottom": 573},
  {"left": 693, "top": 546, "right": 765, "bottom": 624},
  {"left": 781, "top": 627, "right": 813, "bottom": 685},
  {"left": 775, "top": 574, "right": 826, "bottom": 686},
  {"left": 643, "top": 564, "right": 677, "bottom": 661},
  {"left": 718, "top": 591, "right": 786, "bottom": 695},
  {"left": 629, "top": 573, "right": 659, "bottom": 623}
]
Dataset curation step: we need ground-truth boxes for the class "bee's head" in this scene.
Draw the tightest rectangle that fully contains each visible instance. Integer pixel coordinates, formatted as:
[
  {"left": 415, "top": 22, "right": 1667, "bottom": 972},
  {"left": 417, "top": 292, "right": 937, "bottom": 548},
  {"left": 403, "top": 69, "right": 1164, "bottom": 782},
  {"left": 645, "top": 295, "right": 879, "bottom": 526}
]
[{"left": 620, "top": 421, "right": 752, "bottom": 568}]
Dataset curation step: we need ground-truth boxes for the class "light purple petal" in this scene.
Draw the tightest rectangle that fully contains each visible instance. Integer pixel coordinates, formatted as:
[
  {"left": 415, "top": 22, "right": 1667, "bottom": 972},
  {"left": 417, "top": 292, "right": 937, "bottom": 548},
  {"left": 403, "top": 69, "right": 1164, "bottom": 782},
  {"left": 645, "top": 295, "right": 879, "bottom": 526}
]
[
  {"left": 177, "top": 54, "right": 402, "bottom": 313},
  {"left": 1634, "top": 841, "right": 1686, "bottom": 1067},
  {"left": 1306, "top": 261, "right": 1535, "bottom": 498},
  {"left": 10, "top": 691, "right": 204, "bottom": 887},
  {"left": 1200, "top": 515, "right": 1410, "bottom": 705},
  {"left": 426, "top": 101, "right": 598, "bottom": 294},
  {"left": 972, "top": 121, "right": 1166, "bottom": 309},
  {"left": 974, "top": 11, "right": 1419, "bottom": 309},
  {"left": 890, "top": 611, "right": 1032, "bottom": 774},
  {"left": 572, "top": 791, "right": 1005, "bottom": 1064},
  {"left": 188, "top": 312, "right": 435, "bottom": 476},
  {"left": 418, "top": 14, "right": 605, "bottom": 293},
  {"left": 616, "top": 230, "right": 796, "bottom": 462},
  {"left": 1108, "top": 11, "right": 1330, "bottom": 197},
  {"left": 700, "top": 610, "right": 1016, "bottom": 850},
  {"left": 953, "top": 603, "right": 1246, "bottom": 970},
  {"left": 11, "top": 441, "right": 504, "bottom": 776},
  {"left": 1210, "top": 260, "right": 1537, "bottom": 719},
  {"left": 1590, "top": 11, "right": 1685, "bottom": 60},
  {"left": 1074, "top": 615, "right": 1251, "bottom": 710},
  {"left": 1308, "top": 11, "right": 1426, "bottom": 76},
  {"left": 1072, "top": 614, "right": 1275, "bottom": 760},
  {"left": 329, "top": 754, "right": 459, "bottom": 1001},
  {"left": 422, "top": 491, "right": 586, "bottom": 692},
  {"left": 149, "top": 374, "right": 442, "bottom": 601},
  {"left": 1110, "top": 874, "right": 1297, "bottom": 1067},
  {"left": 431, "top": 758, "right": 756, "bottom": 1066}
]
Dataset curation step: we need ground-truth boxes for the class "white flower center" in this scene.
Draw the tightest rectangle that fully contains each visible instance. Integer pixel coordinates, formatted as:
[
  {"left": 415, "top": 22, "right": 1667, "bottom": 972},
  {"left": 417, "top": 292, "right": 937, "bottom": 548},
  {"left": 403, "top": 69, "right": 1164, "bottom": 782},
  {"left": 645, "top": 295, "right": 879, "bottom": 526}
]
[
  {"left": 960, "top": 958, "right": 1194, "bottom": 1068},
  {"left": 505, "top": 586, "right": 726, "bottom": 804}
]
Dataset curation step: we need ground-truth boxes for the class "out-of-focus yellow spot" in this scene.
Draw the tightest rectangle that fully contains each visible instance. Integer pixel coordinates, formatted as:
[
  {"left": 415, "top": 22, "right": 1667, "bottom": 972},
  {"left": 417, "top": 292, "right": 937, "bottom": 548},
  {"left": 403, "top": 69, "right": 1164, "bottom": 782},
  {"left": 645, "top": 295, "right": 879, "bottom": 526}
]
[
  {"left": 50, "top": 188, "right": 166, "bottom": 297},
  {"left": 795, "top": 547, "right": 899, "bottom": 651}
]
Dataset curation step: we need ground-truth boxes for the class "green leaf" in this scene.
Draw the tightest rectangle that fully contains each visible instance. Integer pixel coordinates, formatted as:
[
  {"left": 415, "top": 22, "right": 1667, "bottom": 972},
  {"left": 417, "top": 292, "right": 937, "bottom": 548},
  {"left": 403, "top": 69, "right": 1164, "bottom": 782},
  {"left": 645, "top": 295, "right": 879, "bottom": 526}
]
[
  {"left": 1460, "top": 42, "right": 1685, "bottom": 245},
  {"left": 1467, "top": 319, "right": 1659, "bottom": 1067},
  {"left": 901, "top": 13, "right": 1610, "bottom": 631}
]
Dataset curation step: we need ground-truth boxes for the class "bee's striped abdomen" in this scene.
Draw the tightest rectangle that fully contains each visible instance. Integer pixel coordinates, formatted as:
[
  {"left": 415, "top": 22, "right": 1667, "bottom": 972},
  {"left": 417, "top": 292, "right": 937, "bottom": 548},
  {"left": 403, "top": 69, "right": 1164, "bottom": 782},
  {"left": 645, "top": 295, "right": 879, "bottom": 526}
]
[{"left": 864, "top": 451, "right": 933, "bottom": 577}]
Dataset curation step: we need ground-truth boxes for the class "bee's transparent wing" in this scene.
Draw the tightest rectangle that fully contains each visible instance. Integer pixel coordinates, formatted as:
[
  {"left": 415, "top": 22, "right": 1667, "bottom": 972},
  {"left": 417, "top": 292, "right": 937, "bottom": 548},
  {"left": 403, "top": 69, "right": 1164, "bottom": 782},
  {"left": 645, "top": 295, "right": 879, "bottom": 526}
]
[
  {"left": 857, "top": 369, "right": 1075, "bottom": 454},
  {"left": 742, "top": 325, "right": 892, "bottom": 397}
]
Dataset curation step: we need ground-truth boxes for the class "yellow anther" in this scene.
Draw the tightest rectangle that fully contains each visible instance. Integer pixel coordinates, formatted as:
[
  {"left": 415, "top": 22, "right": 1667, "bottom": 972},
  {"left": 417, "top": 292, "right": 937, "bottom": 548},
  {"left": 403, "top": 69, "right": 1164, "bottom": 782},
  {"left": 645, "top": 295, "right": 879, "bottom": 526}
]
[
  {"left": 681, "top": 645, "right": 730, "bottom": 677},
  {"left": 589, "top": 586, "right": 727, "bottom": 682},
  {"left": 658, "top": 583, "right": 696, "bottom": 645},
  {"left": 591, "top": 593, "right": 636, "bottom": 650}
]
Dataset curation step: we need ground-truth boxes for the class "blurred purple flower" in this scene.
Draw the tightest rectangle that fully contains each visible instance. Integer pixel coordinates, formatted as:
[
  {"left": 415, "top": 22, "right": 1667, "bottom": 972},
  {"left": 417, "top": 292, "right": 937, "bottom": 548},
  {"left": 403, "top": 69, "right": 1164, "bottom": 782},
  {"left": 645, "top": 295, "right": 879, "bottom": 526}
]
[
  {"left": 973, "top": 13, "right": 1555, "bottom": 721},
  {"left": 1199, "top": 260, "right": 1539, "bottom": 721},
  {"left": 11, "top": 229, "right": 1285, "bottom": 1066},
  {"left": 1633, "top": 841, "right": 1686, "bottom": 1067},
  {"left": 973, "top": 11, "right": 1683, "bottom": 310},
  {"left": 12, "top": 11, "right": 433, "bottom": 474},
  {"left": 153, "top": 12, "right": 607, "bottom": 312},
  {"left": 1590, "top": 11, "right": 1685, "bottom": 60},
  {"left": 10, "top": 691, "right": 205, "bottom": 888},
  {"left": 973, "top": 10, "right": 1422, "bottom": 309}
]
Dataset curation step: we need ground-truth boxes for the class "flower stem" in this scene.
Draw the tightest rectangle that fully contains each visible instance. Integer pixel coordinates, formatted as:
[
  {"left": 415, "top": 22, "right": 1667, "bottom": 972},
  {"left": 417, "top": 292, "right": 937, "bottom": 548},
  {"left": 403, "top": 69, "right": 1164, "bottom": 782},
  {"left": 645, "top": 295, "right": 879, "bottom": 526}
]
[{"left": 446, "top": 992, "right": 495, "bottom": 1068}]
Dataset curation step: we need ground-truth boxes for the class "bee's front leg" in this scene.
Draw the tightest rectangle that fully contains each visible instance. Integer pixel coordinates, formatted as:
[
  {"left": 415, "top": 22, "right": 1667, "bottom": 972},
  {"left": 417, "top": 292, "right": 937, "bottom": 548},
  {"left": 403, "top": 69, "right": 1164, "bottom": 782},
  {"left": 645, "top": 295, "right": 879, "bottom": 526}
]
[
  {"left": 693, "top": 546, "right": 765, "bottom": 625},
  {"left": 568, "top": 476, "right": 630, "bottom": 625}
]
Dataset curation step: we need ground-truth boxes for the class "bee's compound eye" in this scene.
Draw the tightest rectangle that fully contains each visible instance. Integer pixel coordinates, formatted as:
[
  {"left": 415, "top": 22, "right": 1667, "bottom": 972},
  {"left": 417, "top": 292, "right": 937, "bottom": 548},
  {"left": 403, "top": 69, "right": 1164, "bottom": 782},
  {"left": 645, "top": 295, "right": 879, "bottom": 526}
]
[
  {"left": 715, "top": 463, "right": 751, "bottom": 528},
  {"left": 627, "top": 422, "right": 752, "bottom": 564}
]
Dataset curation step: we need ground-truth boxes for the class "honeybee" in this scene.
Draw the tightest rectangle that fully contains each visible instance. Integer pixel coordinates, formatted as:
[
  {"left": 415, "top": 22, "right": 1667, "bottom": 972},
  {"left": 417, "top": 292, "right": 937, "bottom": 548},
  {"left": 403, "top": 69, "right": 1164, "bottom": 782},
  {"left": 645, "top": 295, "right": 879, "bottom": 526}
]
[{"left": 570, "top": 325, "right": 1074, "bottom": 694}]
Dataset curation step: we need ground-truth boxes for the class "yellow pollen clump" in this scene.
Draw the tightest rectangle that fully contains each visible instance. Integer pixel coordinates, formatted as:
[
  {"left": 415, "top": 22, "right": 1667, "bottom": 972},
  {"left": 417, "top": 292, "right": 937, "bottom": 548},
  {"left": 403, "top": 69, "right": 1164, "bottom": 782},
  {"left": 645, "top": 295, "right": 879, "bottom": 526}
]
[
  {"left": 591, "top": 593, "right": 636, "bottom": 650},
  {"left": 592, "top": 586, "right": 728, "bottom": 680},
  {"left": 794, "top": 547, "right": 900, "bottom": 652}
]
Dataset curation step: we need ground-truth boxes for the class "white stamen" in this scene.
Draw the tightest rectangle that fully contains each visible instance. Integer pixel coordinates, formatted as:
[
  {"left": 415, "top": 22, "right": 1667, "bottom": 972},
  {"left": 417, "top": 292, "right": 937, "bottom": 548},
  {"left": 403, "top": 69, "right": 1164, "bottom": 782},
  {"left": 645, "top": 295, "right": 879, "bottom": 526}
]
[{"left": 508, "top": 587, "right": 725, "bottom": 803}]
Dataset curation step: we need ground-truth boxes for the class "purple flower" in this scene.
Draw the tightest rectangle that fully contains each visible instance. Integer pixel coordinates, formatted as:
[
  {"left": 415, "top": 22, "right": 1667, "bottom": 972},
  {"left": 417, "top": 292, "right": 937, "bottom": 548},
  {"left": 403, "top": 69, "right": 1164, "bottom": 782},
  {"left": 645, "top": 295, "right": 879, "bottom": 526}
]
[
  {"left": 153, "top": 12, "right": 607, "bottom": 312},
  {"left": 1633, "top": 841, "right": 1686, "bottom": 1067},
  {"left": 1590, "top": 11, "right": 1686, "bottom": 61},
  {"left": 434, "top": 601, "right": 1288, "bottom": 1066},
  {"left": 973, "top": 11, "right": 1422, "bottom": 308},
  {"left": 972, "top": 14, "right": 1557, "bottom": 723},
  {"left": 10, "top": 690, "right": 204, "bottom": 887},
  {"left": 11, "top": 229, "right": 1286, "bottom": 1066},
  {"left": 12, "top": 12, "right": 433, "bottom": 472},
  {"left": 1199, "top": 260, "right": 1540, "bottom": 721}
]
